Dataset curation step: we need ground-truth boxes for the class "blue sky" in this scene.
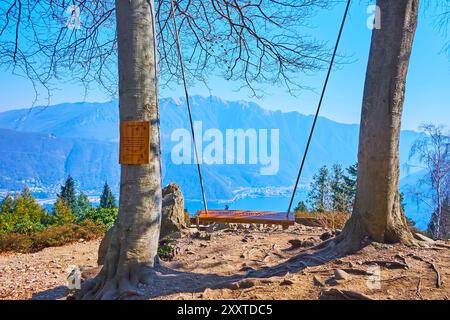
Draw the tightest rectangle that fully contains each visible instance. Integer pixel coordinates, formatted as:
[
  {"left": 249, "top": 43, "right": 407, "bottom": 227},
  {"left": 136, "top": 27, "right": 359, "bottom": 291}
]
[{"left": 0, "top": 1, "right": 448, "bottom": 130}]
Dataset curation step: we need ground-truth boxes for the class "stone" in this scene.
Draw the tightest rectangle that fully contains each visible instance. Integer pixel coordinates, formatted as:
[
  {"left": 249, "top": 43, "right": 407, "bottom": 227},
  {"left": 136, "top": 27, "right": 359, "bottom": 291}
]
[
  {"left": 313, "top": 275, "right": 325, "bottom": 287},
  {"left": 287, "top": 238, "right": 316, "bottom": 249},
  {"left": 334, "top": 269, "right": 350, "bottom": 281},
  {"left": 320, "top": 231, "right": 333, "bottom": 241},
  {"left": 97, "top": 183, "right": 186, "bottom": 265},
  {"left": 301, "top": 239, "right": 316, "bottom": 248},
  {"left": 160, "top": 183, "right": 187, "bottom": 240},
  {"left": 192, "top": 231, "right": 211, "bottom": 241},
  {"left": 288, "top": 239, "right": 303, "bottom": 249},
  {"left": 280, "top": 279, "right": 294, "bottom": 286}
]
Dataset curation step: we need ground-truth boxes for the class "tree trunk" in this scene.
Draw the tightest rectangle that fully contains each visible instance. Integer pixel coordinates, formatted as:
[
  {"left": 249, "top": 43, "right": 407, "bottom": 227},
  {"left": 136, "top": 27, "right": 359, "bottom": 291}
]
[
  {"left": 78, "top": 0, "right": 161, "bottom": 299},
  {"left": 338, "top": 0, "right": 419, "bottom": 252}
]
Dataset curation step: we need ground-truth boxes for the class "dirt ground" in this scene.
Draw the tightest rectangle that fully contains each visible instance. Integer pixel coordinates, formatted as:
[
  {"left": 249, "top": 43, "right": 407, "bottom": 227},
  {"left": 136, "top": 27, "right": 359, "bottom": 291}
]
[{"left": 0, "top": 224, "right": 449, "bottom": 300}]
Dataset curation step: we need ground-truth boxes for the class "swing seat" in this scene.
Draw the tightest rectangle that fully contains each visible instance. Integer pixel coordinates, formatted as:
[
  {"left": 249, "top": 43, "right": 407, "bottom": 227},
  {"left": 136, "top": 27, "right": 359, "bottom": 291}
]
[{"left": 196, "top": 209, "right": 295, "bottom": 226}]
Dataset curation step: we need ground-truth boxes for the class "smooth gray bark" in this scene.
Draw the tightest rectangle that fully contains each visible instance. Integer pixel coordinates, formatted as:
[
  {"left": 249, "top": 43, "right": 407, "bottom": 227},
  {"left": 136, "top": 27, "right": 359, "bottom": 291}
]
[
  {"left": 79, "top": 0, "right": 161, "bottom": 299},
  {"left": 338, "top": 0, "right": 419, "bottom": 251}
]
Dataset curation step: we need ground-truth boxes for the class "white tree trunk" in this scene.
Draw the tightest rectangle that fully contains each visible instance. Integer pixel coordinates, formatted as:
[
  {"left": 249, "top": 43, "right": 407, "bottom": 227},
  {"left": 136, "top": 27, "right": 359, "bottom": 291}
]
[{"left": 79, "top": 0, "right": 161, "bottom": 299}]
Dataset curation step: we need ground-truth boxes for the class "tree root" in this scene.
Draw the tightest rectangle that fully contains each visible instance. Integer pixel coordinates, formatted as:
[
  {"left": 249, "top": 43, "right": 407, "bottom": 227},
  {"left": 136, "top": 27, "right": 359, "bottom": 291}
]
[
  {"left": 408, "top": 254, "right": 442, "bottom": 288},
  {"left": 74, "top": 264, "right": 155, "bottom": 300},
  {"left": 319, "top": 288, "right": 373, "bottom": 300},
  {"left": 362, "top": 260, "right": 409, "bottom": 270}
]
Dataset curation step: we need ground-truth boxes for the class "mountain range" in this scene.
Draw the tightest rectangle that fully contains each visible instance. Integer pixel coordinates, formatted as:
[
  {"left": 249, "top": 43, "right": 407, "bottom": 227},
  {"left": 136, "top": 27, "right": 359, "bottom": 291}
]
[{"left": 0, "top": 95, "right": 429, "bottom": 228}]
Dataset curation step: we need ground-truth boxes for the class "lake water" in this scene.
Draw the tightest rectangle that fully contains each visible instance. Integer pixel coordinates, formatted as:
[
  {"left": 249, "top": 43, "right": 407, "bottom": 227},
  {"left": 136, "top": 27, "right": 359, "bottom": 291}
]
[{"left": 184, "top": 192, "right": 307, "bottom": 215}]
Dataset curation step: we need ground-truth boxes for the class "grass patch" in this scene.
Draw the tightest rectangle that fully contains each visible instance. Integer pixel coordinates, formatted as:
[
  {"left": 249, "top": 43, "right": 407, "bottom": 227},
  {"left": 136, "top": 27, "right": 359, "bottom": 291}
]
[{"left": 0, "top": 220, "right": 105, "bottom": 254}]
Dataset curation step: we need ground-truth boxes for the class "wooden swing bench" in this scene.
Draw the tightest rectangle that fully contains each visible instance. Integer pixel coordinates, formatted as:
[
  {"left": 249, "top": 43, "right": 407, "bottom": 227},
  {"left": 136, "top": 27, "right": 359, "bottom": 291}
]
[{"left": 196, "top": 209, "right": 295, "bottom": 226}]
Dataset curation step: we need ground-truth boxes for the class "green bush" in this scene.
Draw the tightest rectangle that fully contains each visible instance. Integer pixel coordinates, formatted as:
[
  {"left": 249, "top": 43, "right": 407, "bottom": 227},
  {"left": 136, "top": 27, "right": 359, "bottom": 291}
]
[
  {"left": 81, "top": 207, "right": 118, "bottom": 230},
  {"left": 0, "top": 220, "right": 105, "bottom": 253},
  {"left": 0, "top": 188, "right": 50, "bottom": 234},
  {"left": 0, "top": 183, "right": 118, "bottom": 254}
]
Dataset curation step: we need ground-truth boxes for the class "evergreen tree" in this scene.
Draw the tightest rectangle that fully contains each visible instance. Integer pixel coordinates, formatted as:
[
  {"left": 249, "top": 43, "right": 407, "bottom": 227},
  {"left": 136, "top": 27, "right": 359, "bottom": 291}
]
[
  {"left": 99, "top": 181, "right": 116, "bottom": 209},
  {"left": 4, "top": 187, "right": 48, "bottom": 234},
  {"left": 400, "top": 192, "right": 416, "bottom": 229},
  {"left": 59, "top": 176, "right": 78, "bottom": 215},
  {"left": 14, "top": 187, "right": 45, "bottom": 223},
  {"left": 0, "top": 193, "right": 15, "bottom": 232},
  {"left": 343, "top": 163, "right": 358, "bottom": 212},
  {"left": 294, "top": 201, "right": 308, "bottom": 213},
  {"left": 399, "top": 192, "right": 407, "bottom": 213},
  {"left": 77, "top": 192, "right": 92, "bottom": 219},
  {"left": 53, "top": 197, "right": 75, "bottom": 225},
  {"left": 330, "top": 164, "right": 347, "bottom": 212},
  {"left": 307, "top": 166, "right": 331, "bottom": 212},
  {"left": 0, "top": 193, "right": 14, "bottom": 215}
]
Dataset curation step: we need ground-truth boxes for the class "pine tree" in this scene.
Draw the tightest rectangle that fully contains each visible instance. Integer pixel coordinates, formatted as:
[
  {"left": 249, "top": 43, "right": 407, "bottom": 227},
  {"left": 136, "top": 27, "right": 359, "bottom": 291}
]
[
  {"left": 53, "top": 197, "right": 75, "bottom": 225},
  {"left": 400, "top": 192, "right": 416, "bottom": 229},
  {"left": 330, "top": 164, "right": 347, "bottom": 212},
  {"left": 0, "top": 193, "right": 15, "bottom": 232},
  {"left": 77, "top": 192, "right": 92, "bottom": 219},
  {"left": 307, "top": 166, "right": 331, "bottom": 212},
  {"left": 59, "top": 176, "right": 79, "bottom": 215},
  {"left": 8, "top": 187, "right": 47, "bottom": 234},
  {"left": 294, "top": 201, "right": 308, "bottom": 213},
  {"left": 0, "top": 193, "right": 14, "bottom": 215},
  {"left": 343, "top": 163, "right": 358, "bottom": 212},
  {"left": 100, "top": 181, "right": 116, "bottom": 209},
  {"left": 15, "top": 187, "right": 45, "bottom": 222}
]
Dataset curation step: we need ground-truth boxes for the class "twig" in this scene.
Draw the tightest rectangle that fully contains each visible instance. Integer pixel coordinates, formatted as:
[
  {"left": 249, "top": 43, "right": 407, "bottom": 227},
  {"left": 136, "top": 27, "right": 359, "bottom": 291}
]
[
  {"left": 416, "top": 278, "right": 423, "bottom": 300},
  {"left": 236, "top": 286, "right": 264, "bottom": 299}
]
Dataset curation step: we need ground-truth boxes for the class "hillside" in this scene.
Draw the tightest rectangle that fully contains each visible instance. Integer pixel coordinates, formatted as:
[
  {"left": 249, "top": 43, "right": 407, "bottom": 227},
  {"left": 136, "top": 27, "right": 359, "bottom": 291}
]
[{"left": 1, "top": 225, "right": 449, "bottom": 300}]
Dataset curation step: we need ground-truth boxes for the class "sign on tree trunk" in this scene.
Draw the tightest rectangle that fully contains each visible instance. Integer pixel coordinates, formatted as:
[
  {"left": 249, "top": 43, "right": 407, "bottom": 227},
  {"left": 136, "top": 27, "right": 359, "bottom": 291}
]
[{"left": 119, "top": 121, "right": 150, "bottom": 165}]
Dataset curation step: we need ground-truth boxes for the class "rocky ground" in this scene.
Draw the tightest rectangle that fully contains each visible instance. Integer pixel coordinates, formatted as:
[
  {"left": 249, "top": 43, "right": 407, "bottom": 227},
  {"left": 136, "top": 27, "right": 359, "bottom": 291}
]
[{"left": 0, "top": 224, "right": 449, "bottom": 300}]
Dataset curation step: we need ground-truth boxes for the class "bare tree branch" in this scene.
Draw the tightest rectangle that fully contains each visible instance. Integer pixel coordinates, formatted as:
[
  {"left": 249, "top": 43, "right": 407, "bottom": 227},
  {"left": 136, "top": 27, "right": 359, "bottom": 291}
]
[{"left": 0, "top": 0, "right": 333, "bottom": 104}]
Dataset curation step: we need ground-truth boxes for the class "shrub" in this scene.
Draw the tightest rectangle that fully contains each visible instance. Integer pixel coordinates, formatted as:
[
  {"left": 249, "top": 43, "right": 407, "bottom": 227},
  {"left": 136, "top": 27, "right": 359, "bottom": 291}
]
[
  {"left": 295, "top": 211, "right": 349, "bottom": 230},
  {"left": 81, "top": 207, "right": 118, "bottom": 230},
  {"left": 0, "top": 220, "right": 105, "bottom": 253},
  {"left": 184, "top": 209, "right": 191, "bottom": 227},
  {"left": 0, "top": 188, "right": 50, "bottom": 234}
]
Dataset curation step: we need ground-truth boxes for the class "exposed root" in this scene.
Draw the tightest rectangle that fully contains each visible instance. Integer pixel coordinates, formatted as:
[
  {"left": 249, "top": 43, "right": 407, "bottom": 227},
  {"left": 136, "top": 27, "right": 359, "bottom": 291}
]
[
  {"left": 362, "top": 260, "right": 409, "bottom": 270},
  {"left": 75, "top": 264, "right": 155, "bottom": 300},
  {"left": 409, "top": 254, "right": 442, "bottom": 288},
  {"left": 431, "top": 263, "right": 442, "bottom": 288},
  {"left": 319, "top": 288, "right": 374, "bottom": 300}
]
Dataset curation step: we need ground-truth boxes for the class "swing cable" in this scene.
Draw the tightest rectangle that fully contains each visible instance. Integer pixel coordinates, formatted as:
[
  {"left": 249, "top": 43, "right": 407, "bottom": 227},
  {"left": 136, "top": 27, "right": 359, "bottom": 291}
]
[
  {"left": 287, "top": 0, "right": 351, "bottom": 216},
  {"left": 170, "top": 0, "right": 208, "bottom": 216}
]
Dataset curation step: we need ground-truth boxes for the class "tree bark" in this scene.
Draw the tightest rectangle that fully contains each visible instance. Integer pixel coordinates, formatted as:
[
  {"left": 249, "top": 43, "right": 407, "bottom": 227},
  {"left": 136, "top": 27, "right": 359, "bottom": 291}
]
[
  {"left": 78, "top": 0, "right": 162, "bottom": 299},
  {"left": 338, "top": 0, "right": 419, "bottom": 252}
]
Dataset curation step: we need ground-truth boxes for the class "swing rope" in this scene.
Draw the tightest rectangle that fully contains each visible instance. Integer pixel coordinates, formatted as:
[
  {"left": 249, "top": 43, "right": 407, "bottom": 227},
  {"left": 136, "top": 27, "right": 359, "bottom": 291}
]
[
  {"left": 170, "top": 0, "right": 208, "bottom": 215},
  {"left": 170, "top": 0, "right": 351, "bottom": 222},
  {"left": 287, "top": 0, "right": 351, "bottom": 216}
]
